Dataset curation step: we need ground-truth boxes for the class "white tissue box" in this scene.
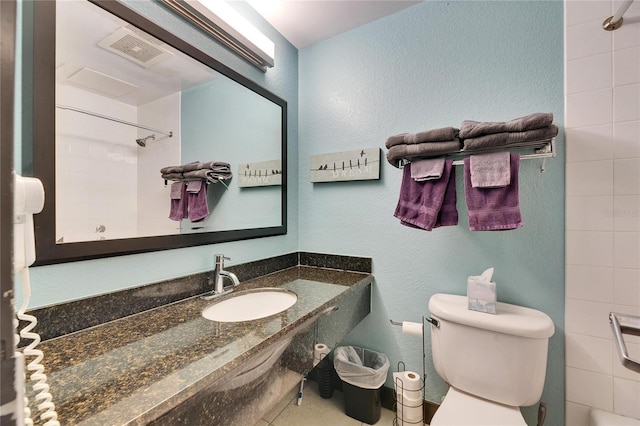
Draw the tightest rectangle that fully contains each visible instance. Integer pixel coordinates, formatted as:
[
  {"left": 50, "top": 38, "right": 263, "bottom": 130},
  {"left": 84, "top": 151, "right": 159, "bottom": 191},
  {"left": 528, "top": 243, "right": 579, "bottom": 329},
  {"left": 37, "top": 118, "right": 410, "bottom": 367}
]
[{"left": 467, "top": 279, "right": 496, "bottom": 314}]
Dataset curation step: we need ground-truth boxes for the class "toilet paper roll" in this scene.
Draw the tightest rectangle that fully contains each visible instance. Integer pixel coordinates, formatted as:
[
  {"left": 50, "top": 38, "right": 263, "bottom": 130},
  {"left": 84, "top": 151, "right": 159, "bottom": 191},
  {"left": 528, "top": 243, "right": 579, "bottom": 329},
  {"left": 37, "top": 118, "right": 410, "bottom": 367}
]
[
  {"left": 397, "top": 390, "right": 423, "bottom": 423},
  {"left": 402, "top": 321, "right": 423, "bottom": 338},
  {"left": 393, "top": 371, "right": 422, "bottom": 393},
  {"left": 313, "top": 343, "right": 330, "bottom": 366}
]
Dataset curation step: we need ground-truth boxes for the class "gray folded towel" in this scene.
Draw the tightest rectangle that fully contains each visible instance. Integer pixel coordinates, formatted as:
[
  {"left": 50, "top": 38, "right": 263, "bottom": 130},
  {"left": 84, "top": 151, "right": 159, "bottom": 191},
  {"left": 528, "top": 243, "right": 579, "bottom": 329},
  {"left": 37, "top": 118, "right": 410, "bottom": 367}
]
[
  {"left": 411, "top": 158, "right": 446, "bottom": 181},
  {"left": 198, "top": 161, "right": 231, "bottom": 171},
  {"left": 162, "top": 172, "right": 184, "bottom": 180},
  {"left": 386, "top": 139, "right": 462, "bottom": 168},
  {"left": 459, "top": 112, "right": 553, "bottom": 139},
  {"left": 160, "top": 161, "right": 200, "bottom": 174},
  {"left": 160, "top": 161, "right": 232, "bottom": 175},
  {"left": 470, "top": 152, "right": 510, "bottom": 188},
  {"left": 385, "top": 127, "right": 460, "bottom": 148},
  {"left": 462, "top": 125, "right": 558, "bottom": 151}
]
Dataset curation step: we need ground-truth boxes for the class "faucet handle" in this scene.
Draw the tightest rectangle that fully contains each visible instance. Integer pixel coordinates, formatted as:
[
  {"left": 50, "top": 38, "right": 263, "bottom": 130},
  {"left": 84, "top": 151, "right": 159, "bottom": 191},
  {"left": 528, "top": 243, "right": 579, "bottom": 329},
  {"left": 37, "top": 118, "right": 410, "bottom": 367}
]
[{"left": 214, "top": 254, "right": 230, "bottom": 265}]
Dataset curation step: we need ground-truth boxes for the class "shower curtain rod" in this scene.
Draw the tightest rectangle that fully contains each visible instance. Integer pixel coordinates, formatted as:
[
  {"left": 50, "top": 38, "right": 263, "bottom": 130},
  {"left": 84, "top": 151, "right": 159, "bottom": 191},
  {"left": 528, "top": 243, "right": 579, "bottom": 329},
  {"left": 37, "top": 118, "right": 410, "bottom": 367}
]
[
  {"left": 603, "top": 0, "right": 635, "bottom": 30},
  {"left": 55, "top": 104, "right": 173, "bottom": 138}
]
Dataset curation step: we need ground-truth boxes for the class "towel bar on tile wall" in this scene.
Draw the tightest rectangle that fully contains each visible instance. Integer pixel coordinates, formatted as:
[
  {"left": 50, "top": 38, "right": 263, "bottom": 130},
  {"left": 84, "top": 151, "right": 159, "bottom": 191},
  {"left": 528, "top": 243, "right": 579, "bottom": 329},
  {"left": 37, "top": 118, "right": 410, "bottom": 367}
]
[
  {"left": 399, "top": 137, "right": 556, "bottom": 172},
  {"left": 610, "top": 312, "right": 640, "bottom": 374}
]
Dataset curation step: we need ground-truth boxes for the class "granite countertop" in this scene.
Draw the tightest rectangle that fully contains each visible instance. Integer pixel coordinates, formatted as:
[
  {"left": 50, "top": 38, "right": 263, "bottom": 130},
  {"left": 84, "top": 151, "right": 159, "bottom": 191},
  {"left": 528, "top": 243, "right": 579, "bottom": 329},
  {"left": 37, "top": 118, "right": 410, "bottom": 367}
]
[{"left": 35, "top": 266, "right": 373, "bottom": 425}]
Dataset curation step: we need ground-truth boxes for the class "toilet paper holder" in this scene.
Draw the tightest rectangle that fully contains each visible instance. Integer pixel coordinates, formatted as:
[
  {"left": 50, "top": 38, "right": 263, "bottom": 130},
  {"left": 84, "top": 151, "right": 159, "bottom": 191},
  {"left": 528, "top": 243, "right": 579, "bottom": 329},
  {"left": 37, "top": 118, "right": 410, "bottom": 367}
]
[{"left": 390, "top": 317, "right": 439, "bottom": 328}]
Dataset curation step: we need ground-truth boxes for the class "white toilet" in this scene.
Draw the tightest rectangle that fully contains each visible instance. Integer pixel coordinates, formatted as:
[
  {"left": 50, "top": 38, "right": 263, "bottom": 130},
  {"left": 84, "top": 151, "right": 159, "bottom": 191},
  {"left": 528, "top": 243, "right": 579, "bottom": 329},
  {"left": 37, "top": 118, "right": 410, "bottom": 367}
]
[{"left": 428, "top": 293, "right": 555, "bottom": 425}]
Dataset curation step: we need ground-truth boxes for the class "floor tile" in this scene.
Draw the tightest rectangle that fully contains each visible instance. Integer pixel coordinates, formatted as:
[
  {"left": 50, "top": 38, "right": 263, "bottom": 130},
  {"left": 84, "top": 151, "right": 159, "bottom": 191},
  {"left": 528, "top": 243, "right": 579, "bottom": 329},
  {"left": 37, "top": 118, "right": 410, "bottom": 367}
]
[
  {"left": 271, "top": 384, "right": 361, "bottom": 426},
  {"left": 262, "top": 385, "right": 298, "bottom": 423},
  {"left": 256, "top": 380, "right": 414, "bottom": 426}
]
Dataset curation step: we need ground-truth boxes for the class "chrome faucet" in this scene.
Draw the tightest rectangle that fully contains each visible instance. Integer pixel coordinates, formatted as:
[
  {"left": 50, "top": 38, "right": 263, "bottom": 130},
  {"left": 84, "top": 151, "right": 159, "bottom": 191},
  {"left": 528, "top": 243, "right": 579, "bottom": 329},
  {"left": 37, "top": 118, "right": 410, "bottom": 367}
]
[{"left": 205, "top": 254, "right": 240, "bottom": 299}]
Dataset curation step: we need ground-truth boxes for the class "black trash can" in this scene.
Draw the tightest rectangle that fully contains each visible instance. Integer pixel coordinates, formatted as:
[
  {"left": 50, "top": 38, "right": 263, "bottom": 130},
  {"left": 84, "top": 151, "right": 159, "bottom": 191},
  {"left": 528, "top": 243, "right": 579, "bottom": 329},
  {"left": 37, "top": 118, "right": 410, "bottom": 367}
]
[{"left": 333, "top": 346, "right": 390, "bottom": 425}]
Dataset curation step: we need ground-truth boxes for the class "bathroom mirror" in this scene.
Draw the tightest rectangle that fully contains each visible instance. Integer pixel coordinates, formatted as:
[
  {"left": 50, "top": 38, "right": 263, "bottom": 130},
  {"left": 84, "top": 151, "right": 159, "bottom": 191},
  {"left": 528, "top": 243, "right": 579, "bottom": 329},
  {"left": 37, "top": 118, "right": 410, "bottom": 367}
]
[{"left": 31, "top": 0, "right": 287, "bottom": 265}]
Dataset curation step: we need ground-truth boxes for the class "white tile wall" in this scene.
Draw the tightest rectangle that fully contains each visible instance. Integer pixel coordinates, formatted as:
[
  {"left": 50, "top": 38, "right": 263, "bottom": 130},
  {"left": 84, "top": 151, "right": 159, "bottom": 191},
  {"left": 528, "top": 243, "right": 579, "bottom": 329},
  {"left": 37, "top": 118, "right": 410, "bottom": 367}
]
[
  {"left": 565, "top": 0, "right": 640, "bottom": 423},
  {"left": 136, "top": 93, "right": 181, "bottom": 237},
  {"left": 56, "top": 85, "right": 139, "bottom": 242}
]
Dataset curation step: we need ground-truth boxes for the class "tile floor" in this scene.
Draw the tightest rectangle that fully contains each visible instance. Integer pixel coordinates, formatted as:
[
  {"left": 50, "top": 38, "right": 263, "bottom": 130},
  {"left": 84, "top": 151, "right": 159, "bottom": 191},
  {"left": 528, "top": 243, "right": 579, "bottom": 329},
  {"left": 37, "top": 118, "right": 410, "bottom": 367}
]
[{"left": 253, "top": 380, "right": 399, "bottom": 426}]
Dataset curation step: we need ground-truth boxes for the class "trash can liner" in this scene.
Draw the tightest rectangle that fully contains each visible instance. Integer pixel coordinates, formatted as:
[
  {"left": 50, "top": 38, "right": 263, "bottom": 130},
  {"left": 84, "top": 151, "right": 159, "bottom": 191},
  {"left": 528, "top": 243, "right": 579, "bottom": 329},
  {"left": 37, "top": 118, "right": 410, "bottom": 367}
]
[{"left": 333, "top": 346, "right": 390, "bottom": 390}]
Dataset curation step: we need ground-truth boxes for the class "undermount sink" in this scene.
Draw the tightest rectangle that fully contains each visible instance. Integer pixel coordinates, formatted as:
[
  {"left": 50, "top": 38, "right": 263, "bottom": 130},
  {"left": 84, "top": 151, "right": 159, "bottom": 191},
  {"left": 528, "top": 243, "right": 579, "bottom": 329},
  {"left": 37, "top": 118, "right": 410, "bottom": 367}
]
[{"left": 202, "top": 288, "right": 297, "bottom": 322}]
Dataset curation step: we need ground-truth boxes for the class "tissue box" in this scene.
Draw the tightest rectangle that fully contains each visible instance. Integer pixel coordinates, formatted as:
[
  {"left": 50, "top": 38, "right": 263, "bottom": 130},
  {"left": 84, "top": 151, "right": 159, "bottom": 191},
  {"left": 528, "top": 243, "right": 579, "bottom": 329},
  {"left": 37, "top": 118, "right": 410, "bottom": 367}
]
[{"left": 467, "top": 278, "right": 496, "bottom": 314}]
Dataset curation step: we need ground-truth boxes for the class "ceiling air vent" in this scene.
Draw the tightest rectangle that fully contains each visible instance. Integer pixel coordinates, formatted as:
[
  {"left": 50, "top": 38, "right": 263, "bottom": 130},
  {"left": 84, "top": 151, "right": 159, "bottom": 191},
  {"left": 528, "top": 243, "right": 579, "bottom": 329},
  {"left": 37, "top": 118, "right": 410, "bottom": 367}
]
[{"left": 97, "top": 27, "right": 173, "bottom": 68}]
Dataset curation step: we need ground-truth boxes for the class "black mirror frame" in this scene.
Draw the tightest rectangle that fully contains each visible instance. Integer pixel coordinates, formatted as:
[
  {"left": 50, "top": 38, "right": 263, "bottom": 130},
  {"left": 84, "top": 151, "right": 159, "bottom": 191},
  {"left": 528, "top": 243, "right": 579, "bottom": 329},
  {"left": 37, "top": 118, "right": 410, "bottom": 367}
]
[{"left": 31, "top": 0, "right": 287, "bottom": 265}]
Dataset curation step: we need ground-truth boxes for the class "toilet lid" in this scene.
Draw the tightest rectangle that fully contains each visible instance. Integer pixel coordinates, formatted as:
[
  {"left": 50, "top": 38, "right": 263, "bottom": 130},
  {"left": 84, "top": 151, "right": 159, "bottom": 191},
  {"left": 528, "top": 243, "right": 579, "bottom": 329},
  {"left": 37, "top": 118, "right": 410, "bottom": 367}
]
[{"left": 430, "top": 387, "right": 527, "bottom": 426}]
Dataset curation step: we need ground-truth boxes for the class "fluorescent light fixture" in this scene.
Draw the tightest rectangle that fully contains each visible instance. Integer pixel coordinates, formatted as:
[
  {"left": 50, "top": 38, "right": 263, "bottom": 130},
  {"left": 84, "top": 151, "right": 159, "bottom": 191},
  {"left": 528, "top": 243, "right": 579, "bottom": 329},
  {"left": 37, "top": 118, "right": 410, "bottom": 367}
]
[{"left": 160, "top": 0, "right": 275, "bottom": 70}]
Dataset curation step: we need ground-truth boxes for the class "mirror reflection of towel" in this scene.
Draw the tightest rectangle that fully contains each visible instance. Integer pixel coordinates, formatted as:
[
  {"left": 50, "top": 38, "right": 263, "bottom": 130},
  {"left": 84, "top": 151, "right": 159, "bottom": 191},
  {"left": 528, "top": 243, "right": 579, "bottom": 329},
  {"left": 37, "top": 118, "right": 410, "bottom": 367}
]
[
  {"left": 169, "top": 182, "right": 188, "bottom": 221},
  {"left": 188, "top": 181, "right": 209, "bottom": 222}
]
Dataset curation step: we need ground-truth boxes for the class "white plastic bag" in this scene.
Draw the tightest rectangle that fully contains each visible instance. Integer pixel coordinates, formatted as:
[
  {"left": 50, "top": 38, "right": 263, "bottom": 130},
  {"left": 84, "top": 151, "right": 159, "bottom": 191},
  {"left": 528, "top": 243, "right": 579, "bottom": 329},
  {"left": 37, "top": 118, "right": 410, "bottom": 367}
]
[{"left": 333, "top": 346, "right": 390, "bottom": 389}]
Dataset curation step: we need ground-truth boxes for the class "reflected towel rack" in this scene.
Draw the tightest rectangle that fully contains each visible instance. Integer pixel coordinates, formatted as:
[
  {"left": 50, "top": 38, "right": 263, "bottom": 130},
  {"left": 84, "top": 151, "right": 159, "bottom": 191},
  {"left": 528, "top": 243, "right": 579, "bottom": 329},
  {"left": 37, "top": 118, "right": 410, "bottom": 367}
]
[
  {"left": 56, "top": 104, "right": 174, "bottom": 138},
  {"left": 399, "top": 137, "right": 556, "bottom": 172},
  {"left": 163, "top": 176, "right": 230, "bottom": 190}
]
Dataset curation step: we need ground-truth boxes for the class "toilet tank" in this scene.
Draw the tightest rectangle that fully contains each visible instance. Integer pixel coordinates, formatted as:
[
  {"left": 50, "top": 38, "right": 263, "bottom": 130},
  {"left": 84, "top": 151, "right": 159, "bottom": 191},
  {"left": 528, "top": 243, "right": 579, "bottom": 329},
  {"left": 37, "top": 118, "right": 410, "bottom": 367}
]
[{"left": 428, "top": 293, "right": 554, "bottom": 407}]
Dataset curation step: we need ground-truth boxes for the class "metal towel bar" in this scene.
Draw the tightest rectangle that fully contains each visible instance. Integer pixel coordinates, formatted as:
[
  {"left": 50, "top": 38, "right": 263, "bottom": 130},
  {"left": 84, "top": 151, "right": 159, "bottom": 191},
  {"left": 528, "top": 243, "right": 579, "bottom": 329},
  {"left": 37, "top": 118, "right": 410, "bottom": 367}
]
[{"left": 609, "top": 312, "right": 640, "bottom": 374}]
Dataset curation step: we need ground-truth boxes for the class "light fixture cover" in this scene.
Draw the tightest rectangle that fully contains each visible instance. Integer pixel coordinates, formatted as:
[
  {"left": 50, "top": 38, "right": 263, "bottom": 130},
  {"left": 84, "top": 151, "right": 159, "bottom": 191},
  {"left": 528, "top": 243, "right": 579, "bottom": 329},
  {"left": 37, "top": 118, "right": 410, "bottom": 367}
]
[{"left": 160, "top": 0, "right": 274, "bottom": 70}]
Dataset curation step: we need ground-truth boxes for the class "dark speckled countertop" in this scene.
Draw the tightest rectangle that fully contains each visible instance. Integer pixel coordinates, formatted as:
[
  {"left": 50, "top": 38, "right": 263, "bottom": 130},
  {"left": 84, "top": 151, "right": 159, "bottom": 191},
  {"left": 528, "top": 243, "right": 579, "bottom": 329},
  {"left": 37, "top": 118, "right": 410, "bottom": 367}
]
[{"left": 34, "top": 266, "right": 372, "bottom": 425}]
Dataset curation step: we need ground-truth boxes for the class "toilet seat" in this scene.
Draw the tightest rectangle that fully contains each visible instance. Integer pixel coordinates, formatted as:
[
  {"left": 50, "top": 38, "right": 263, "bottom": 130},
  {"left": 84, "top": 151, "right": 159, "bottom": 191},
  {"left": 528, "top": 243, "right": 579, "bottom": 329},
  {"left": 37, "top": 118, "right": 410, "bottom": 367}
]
[{"left": 430, "top": 387, "right": 527, "bottom": 426}]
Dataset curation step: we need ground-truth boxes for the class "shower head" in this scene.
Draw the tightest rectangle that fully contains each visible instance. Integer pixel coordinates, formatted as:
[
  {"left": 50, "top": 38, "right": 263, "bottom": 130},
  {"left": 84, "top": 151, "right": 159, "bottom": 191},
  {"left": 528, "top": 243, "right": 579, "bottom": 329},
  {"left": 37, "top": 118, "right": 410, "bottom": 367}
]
[{"left": 135, "top": 134, "right": 156, "bottom": 147}]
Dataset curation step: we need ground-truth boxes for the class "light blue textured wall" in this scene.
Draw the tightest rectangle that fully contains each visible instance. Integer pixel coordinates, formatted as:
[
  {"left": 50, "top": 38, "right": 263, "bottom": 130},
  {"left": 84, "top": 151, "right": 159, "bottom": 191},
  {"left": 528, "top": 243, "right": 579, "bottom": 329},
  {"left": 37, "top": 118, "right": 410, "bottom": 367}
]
[
  {"left": 297, "top": 2, "right": 564, "bottom": 425},
  {"left": 24, "top": 1, "right": 299, "bottom": 308}
]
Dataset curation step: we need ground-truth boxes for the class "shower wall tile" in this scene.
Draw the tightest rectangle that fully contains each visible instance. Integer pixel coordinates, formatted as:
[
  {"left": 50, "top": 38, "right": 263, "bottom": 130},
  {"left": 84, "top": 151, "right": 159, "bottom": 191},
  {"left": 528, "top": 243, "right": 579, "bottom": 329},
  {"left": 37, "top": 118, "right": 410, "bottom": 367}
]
[
  {"left": 566, "top": 367, "right": 614, "bottom": 411},
  {"left": 566, "top": 401, "right": 591, "bottom": 426},
  {"left": 566, "top": 1, "right": 640, "bottom": 421},
  {"left": 566, "top": 53, "right": 612, "bottom": 95},
  {"left": 566, "top": 332, "right": 613, "bottom": 375},
  {"left": 566, "top": 264, "right": 614, "bottom": 302},
  {"left": 566, "top": 299, "right": 615, "bottom": 338},
  {"left": 613, "top": 47, "right": 640, "bottom": 86},
  {"left": 566, "top": 230, "right": 614, "bottom": 266},
  {"left": 613, "top": 5, "right": 640, "bottom": 49},
  {"left": 614, "top": 268, "right": 640, "bottom": 306},
  {"left": 566, "top": 196, "right": 614, "bottom": 231},
  {"left": 613, "top": 196, "right": 640, "bottom": 231},
  {"left": 614, "top": 83, "right": 640, "bottom": 122},
  {"left": 612, "top": 340, "right": 640, "bottom": 381},
  {"left": 566, "top": 18, "right": 613, "bottom": 61},
  {"left": 614, "top": 121, "right": 640, "bottom": 158},
  {"left": 566, "top": 160, "right": 614, "bottom": 196},
  {"left": 566, "top": 125, "right": 613, "bottom": 162},
  {"left": 613, "top": 378, "right": 640, "bottom": 419},
  {"left": 614, "top": 158, "right": 640, "bottom": 194},
  {"left": 565, "top": 1, "right": 612, "bottom": 27},
  {"left": 613, "top": 232, "right": 640, "bottom": 268},
  {"left": 566, "top": 88, "right": 613, "bottom": 128}
]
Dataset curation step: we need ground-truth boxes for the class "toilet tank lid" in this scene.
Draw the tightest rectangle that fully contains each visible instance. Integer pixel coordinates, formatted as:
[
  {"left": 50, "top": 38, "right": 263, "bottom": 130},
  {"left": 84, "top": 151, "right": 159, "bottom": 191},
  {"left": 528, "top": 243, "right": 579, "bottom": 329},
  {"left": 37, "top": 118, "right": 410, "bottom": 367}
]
[{"left": 428, "top": 294, "right": 555, "bottom": 338}]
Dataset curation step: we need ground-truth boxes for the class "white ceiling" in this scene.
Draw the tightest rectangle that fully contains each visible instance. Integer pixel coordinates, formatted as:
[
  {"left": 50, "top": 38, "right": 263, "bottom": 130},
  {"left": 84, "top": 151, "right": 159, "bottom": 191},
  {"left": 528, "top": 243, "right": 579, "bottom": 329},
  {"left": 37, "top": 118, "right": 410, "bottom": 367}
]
[{"left": 247, "top": 1, "right": 423, "bottom": 49}]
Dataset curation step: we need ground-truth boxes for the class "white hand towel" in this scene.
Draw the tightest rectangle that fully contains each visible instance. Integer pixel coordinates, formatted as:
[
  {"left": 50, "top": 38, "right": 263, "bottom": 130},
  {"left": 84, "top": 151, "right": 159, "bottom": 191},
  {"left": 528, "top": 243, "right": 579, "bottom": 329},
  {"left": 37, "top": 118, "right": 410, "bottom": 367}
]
[
  {"left": 410, "top": 158, "right": 445, "bottom": 181},
  {"left": 470, "top": 152, "right": 510, "bottom": 188}
]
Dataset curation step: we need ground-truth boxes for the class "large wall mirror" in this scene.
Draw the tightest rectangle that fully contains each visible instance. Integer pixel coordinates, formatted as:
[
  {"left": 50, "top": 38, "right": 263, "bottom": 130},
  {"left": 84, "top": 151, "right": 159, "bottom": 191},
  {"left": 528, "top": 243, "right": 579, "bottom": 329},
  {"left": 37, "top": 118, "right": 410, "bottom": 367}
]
[{"left": 32, "top": 0, "right": 287, "bottom": 265}]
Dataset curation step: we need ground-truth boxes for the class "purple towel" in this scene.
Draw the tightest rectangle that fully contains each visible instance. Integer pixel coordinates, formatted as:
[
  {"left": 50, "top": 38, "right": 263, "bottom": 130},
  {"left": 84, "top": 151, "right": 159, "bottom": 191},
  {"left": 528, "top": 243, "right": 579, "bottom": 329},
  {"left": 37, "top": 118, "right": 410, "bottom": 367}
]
[
  {"left": 434, "top": 166, "right": 458, "bottom": 228},
  {"left": 188, "top": 181, "right": 209, "bottom": 222},
  {"left": 169, "top": 182, "right": 188, "bottom": 221},
  {"left": 464, "top": 153, "right": 522, "bottom": 231},
  {"left": 395, "top": 159, "right": 457, "bottom": 231}
]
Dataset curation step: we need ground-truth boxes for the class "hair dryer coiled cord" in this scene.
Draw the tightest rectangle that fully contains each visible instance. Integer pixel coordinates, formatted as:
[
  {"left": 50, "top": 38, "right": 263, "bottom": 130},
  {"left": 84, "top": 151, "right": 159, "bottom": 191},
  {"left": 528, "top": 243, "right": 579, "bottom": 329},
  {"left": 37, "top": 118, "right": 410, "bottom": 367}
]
[{"left": 17, "top": 268, "right": 60, "bottom": 426}]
